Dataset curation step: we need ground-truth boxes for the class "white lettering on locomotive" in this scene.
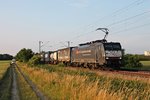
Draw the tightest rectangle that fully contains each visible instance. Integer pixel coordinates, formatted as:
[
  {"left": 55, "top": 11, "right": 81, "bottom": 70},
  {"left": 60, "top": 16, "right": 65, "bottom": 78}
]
[
  {"left": 77, "top": 50, "right": 91, "bottom": 54},
  {"left": 105, "top": 51, "right": 122, "bottom": 57}
]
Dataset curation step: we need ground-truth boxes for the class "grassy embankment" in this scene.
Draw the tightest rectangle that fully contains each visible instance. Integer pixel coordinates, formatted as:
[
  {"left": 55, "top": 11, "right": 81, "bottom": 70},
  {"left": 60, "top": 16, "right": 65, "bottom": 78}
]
[
  {"left": 18, "top": 62, "right": 150, "bottom": 100},
  {"left": 0, "top": 61, "right": 11, "bottom": 100},
  {"left": 16, "top": 65, "right": 39, "bottom": 100}
]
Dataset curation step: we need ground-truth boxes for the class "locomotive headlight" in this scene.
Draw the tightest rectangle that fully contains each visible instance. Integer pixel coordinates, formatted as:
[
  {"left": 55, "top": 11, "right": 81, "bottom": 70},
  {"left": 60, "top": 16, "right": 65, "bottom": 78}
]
[
  {"left": 119, "top": 57, "right": 122, "bottom": 59},
  {"left": 106, "top": 57, "right": 109, "bottom": 59}
]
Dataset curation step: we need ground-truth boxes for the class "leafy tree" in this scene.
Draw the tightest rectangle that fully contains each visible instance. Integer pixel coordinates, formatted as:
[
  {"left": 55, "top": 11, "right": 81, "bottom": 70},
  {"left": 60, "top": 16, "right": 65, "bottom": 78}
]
[
  {"left": 122, "top": 54, "right": 142, "bottom": 68},
  {"left": 16, "top": 48, "right": 34, "bottom": 62}
]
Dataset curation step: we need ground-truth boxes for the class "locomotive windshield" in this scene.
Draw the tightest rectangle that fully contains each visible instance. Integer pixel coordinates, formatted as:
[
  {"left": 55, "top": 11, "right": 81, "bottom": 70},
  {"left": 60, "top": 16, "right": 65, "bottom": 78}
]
[{"left": 104, "top": 43, "right": 121, "bottom": 50}]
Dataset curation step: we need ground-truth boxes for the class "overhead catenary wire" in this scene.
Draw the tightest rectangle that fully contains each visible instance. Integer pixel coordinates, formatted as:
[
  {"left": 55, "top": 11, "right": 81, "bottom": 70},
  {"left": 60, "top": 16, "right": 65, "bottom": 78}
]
[
  {"left": 47, "top": 0, "right": 148, "bottom": 51},
  {"left": 67, "top": 0, "right": 146, "bottom": 37},
  {"left": 84, "top": 0, "right": 146, "bottom": 29},
  {"left": 106, "top": 10, "right": 150, "bottom": 28},
  {"left": 70, "top": 30, "right": 95, "bottom": 40},
  {"left": 65, "top": 30, "right": 95, "bottom": 46},
  {"left": 62, "top": 11, "right": 150, "bottom": 47},
  {"left": 108, "top": 13, "right": 150, "bottom": 33},
  {"left": 112, "top": 22, "right": 150, "bottom": 35},
  {"left": 69, "top": 9, "right": 150, "bottom": 42}
]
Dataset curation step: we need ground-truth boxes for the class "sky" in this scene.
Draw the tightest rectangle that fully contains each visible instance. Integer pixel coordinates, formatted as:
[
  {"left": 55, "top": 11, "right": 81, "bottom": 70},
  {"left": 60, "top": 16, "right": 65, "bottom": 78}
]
[{"left": 0, "top": 0, "right": 150, "bottom": 56}]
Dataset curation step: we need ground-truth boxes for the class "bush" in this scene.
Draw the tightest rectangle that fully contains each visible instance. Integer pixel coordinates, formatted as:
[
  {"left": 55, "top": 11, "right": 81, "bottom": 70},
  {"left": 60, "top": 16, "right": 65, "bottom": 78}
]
[
  {"left": 28, "top": 55, "right": 41, "bottom": 67},
  {"left": 122, "top": 54, "right": 143, "bottom": 68}
]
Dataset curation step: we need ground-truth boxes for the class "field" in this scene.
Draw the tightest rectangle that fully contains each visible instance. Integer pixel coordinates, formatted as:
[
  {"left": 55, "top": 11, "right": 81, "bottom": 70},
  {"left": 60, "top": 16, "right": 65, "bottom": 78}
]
[
  {"left": 0, "top": 60, "right": 11, "bottom": 99},
  {"left": 0, "top": 61, "right": 10, "bottom": 79},
  {"left": 18, "top": 62, "right": 150, "bottom": 100},
  {"left": 140, "top": 61, "right": 150, "bottom": 70},
  {"left": 0, "top": 61, "right": 150, "bottom": 100},
  {"left": 141, "top": 61, "right": 150, "bottom": 67}
]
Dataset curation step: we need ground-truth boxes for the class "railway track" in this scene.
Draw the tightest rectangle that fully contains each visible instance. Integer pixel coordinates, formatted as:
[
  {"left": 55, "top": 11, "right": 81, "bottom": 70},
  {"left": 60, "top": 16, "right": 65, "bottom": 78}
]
[
  {"left": 99, "top": 69, "right": 150, "bottom": 78},
  {"left": 65, "top": 65, "right": 150, "bottom": 78},
  {"left": 10, "top": 64, "right": 48, "bottom": 100},
  {"left": 114, "top": 70, "right": 150, "bottom": 78}
]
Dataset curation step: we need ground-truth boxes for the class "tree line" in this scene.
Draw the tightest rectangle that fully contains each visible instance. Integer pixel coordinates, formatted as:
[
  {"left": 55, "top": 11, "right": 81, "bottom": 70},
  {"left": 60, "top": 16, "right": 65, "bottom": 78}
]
[{"left": 0, "top": 54, "right": 13, "bottom": 60}]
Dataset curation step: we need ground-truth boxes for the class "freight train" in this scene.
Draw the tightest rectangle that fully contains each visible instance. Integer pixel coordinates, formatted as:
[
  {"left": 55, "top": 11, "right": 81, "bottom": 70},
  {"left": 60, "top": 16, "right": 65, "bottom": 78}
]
[{"left": 40, "top": 39, "right": 122, "bottom": 69}]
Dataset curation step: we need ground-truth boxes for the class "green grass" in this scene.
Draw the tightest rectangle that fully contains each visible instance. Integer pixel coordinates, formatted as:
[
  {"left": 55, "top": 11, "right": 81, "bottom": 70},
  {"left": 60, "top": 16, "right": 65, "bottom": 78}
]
[
  {"left": 140, "top": 61, "right": 150, "bottom": 70},
  {"left": 0, "top": 60, "right": 11, "bottom": 63},
  {"left": 140, "top": 61, "right": 150, "bottom": 67}
]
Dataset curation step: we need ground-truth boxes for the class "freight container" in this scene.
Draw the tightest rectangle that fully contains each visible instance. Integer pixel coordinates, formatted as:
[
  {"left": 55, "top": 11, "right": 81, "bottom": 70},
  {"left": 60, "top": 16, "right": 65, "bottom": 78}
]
[
  {"left": 44, "top": 51, "right": 51, "bottom": 64},
  {"left": 50, "top": 51, "right": 58, "bottom": 64},
  {"left": 57, "top": 47, "right": 73, "bottom": 63}
]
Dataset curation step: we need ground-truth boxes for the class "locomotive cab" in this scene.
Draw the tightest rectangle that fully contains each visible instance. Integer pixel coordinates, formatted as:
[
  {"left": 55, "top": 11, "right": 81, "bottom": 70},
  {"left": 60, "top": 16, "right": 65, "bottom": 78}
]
[{"left": 103, "top": 42, "right": 122, "bottom": 68}]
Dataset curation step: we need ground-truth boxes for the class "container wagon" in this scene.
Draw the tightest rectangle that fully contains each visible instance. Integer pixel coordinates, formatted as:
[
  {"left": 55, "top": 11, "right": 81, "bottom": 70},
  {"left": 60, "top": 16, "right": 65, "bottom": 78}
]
[{"left": 57, "top": 47, "right": 74, "bottom": 65}]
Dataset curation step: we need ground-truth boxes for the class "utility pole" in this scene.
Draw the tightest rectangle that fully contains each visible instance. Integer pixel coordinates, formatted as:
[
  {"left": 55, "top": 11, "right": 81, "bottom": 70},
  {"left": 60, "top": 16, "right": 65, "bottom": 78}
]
[
  {"left": 39, "top": 41, "right": 42, "bottom": 53},
  {"left": 39, "top": 41, "right": 50, "bottom": 53},
  {"left": 67, "top": 41, "right": 70, "bottom": 47}
]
